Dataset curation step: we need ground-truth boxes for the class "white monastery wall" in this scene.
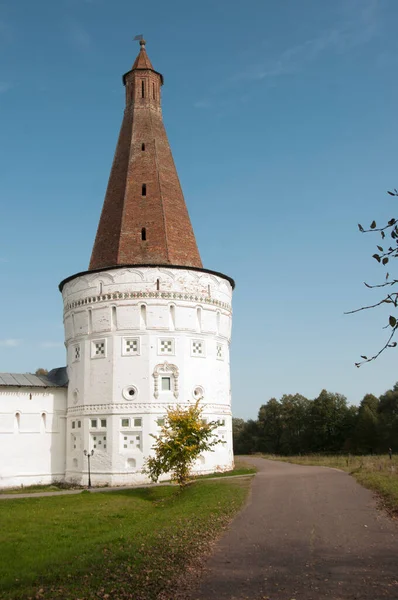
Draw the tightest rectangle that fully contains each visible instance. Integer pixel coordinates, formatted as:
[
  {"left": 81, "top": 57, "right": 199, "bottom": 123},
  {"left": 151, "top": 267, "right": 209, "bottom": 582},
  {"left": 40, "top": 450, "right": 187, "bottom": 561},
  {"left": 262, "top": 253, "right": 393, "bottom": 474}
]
[
  {"left": 62, "top": 266, "right": 234, "bottom": 486},
  {"left": 0, "top": 387, "right": 66, "bottom": 488}
]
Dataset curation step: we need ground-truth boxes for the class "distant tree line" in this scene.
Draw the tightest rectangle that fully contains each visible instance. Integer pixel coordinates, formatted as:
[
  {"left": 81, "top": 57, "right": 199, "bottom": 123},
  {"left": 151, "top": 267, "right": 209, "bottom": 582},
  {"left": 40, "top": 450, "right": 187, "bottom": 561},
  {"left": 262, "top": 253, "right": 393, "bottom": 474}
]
[{"left": 233, "top": 383, "right": 398, "bottom": 455}]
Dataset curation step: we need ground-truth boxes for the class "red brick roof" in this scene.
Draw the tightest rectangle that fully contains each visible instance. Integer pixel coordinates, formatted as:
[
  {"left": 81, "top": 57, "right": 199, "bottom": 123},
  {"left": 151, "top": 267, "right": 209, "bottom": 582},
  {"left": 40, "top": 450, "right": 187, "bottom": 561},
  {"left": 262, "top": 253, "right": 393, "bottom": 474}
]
[
  {"left": 89, "top": 42, "right": 203, "bottom": 270},
  {"left": 131, "top": 39, "right": 154, "bottom": 70}
]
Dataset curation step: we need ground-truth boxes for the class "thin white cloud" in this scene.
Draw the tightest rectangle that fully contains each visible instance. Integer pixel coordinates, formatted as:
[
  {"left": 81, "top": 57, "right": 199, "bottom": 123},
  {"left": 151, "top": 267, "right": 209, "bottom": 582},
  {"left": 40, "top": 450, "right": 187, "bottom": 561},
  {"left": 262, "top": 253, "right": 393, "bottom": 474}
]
[
  {"left": 39, "top": 341, "right": 64, "bottom": 349},
  {"left": 237, "top": 0, "right": 380, "bottom": 82},
  {"left": 0, "top": 339, "right": 21, "bottom": 347},
  {"left": 66, "top": 22, "right": 92, "bottom": 51}
]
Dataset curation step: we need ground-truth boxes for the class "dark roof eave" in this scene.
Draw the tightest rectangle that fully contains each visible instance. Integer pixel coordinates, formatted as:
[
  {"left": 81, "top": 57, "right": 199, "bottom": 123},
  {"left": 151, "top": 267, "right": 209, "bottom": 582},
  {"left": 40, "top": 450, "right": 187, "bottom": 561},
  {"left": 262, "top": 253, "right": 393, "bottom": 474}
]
[
  {"left": 59, "top": 264, "right": 235, "bottom": 292},
  {"left": 122, "top": 68, "right": 164, "bottom": 86}
]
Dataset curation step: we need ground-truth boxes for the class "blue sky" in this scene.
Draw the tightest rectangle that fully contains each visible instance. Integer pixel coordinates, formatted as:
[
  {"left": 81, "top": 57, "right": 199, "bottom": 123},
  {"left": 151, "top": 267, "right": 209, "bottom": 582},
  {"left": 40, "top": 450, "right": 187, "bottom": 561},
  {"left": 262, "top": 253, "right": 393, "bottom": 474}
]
[{"left": 1, "top": 0, "right": 398, "bottom": 419}]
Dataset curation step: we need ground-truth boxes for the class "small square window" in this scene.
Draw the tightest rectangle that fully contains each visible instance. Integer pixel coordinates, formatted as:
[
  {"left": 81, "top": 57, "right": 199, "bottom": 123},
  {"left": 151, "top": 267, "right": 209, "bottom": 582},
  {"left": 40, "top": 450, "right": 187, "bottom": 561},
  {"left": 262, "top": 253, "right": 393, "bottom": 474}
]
[
  {"left": 91, "top": 339, "right": 106, "bottom": 359},
  {"left": 134, "top": 418, "right": 142, "bottom": 427},
  {"left": 124, "top": 444, "right": 128, "bottom": 449},
  {"left": 72, "top": 421, "right": 76, "bottom": 429},
  {"left": 191, "top": 340, "right": 205, "bottom": 357},
  {"left": 93, "top": 436, "right": 96, "bottom": 441},
  {"left": 161, "top": 377, "right": 171, "bottom": 391},
  {"left": 218, "top": 419, "right": 226, "bottom": 427},
  {"left": 216, "top": 344, "right": 224, "bottom": 360},
  {"left": 91, "top": 419, "right": 97, "bottom": 428},
  {"left": 78, "top": 421, "right": 81, "bottom": 428},
  {"left": 121, "top": 419, "right": 129, "bottom": 428},
  {"left": 124, "top": 436, "right": 127, "bottom": 440},
  {"left": 158, "top": 339, "right": 174, "bottom": 355},
  {"left": 122, "top": 337, "right": 140, "bottom": 356},
  {"left": 101, "top": 419, "right": 107, "bottom": 428},
  {"left": 94, "top": 444, "right": 97, "bottom": 448},
  {"left": 98, "top": 440, "right": 102, "bottom": 445}
]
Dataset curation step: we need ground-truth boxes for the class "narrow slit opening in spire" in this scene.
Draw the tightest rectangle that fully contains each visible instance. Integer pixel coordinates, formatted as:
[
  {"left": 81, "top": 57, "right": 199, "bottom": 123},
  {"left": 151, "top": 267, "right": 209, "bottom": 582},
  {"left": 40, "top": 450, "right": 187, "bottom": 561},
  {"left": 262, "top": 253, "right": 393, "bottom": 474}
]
[
  {"left": 141, "top": 228, "right": 147, "bottom": 241},
  {"left": 141, "top": 80, "right": 145, "bottom": 98},
  {"left": 142, "top": 184, "right": 146, "bottom": 196},
  {"left": 141, "top": 143, "right": 145, "bottom": 151}
]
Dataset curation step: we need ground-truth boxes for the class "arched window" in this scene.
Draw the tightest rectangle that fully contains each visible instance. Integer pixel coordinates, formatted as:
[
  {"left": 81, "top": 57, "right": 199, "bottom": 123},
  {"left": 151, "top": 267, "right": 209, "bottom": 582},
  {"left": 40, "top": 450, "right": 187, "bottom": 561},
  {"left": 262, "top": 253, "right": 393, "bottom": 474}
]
[
  {"left": 169, "top": 305, "right": 175, "bottom": 330},
  {"left": 140, "top": 304, "right": 147, "bottom": 329},
  {"left": 41, "top": 413, "right": 46, "bottom": 433},
  {"left": 15, "top": 412, "right": 20, "bottom": 433}
]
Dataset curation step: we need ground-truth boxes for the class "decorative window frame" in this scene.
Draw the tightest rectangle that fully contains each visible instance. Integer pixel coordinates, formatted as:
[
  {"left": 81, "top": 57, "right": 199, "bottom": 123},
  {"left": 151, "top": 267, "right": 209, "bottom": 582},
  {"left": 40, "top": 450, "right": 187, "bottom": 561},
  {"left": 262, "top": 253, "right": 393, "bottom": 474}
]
[
  {"left": 122, "top": 337, "right": 140, "bottom": 357},
  {"left": 91, "top": 338, "right": 107, "bottom": 359},
  {"left": 216, "top": 343, "right": 224, "bottom": 361},
  {"left": 191, "top": 339, "right": 206, "bottom": 358},
  {"left": 157, "top": 338, "right": 175, "bottom": 356},
  {"left": 153, "top": 361, "right": 179, "bottom": 399}
]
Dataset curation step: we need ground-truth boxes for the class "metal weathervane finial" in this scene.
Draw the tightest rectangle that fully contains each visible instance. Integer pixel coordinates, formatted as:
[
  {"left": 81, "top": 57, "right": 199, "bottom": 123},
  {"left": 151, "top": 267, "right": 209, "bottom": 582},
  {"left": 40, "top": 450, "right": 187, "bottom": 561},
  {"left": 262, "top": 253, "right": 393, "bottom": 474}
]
[{"left": 133, "top": 34, "right": 146, "bottom": 47}]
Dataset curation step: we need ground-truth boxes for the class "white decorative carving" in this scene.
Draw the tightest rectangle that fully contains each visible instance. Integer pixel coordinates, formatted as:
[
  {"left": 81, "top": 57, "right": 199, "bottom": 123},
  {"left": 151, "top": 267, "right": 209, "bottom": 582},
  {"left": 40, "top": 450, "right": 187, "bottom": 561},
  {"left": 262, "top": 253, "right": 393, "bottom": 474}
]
[{"left": 153, "top": 361, "right": 179, "bottom": 399}]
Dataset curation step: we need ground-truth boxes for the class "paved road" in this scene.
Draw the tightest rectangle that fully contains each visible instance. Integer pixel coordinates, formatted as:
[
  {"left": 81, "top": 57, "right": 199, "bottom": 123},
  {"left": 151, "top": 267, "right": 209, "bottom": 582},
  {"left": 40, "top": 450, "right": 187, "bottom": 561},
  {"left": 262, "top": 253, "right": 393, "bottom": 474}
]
[{"left": 191, "top": 457, "right": 398, "bottom": 600}]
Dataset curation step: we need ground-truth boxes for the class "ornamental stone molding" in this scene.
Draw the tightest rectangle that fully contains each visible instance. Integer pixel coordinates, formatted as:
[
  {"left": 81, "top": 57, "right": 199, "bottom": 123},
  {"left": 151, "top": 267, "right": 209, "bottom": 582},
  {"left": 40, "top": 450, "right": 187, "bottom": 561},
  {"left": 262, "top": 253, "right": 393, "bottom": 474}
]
[
  {"left": 66, "top": 402, "right": 231, "bottom": 415},
  {"left": 153, "top": 361, "right": 179, "bottom": 399},
  {"left": 64, "top": 290, "right": 232, "bottom": 314}
]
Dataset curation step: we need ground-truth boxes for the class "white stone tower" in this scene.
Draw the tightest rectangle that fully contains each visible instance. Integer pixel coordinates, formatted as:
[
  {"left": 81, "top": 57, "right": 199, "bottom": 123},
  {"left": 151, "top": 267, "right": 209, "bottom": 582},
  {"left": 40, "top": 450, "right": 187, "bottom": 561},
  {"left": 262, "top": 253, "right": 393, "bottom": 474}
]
[{"left": 59, "top": 41, "right": 234, "bottom": 486}]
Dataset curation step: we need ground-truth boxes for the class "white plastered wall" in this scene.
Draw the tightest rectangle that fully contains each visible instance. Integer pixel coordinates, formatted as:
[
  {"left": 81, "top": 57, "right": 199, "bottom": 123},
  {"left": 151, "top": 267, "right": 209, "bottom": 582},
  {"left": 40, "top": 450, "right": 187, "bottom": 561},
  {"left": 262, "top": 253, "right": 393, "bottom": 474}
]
[
  {"left": 0, "top": 387, "right": 67, "bottom": 488},
  {"left": 62, "top": 266, "right": 234, "bottom": 486}
]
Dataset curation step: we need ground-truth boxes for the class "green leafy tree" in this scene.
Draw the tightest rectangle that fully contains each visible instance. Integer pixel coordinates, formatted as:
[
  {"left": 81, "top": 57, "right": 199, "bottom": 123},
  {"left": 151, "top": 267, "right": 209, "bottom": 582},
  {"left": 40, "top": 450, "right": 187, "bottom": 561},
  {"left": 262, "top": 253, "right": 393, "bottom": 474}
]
[
  {"left": 352, "top": 394, "right": 379, "bottom": 453},
  {"left": 233, "top": 418, "right": 260, "bottom": 454},
  {"left": 279, "top": 394, "right": 311, "bottom": 454},
  {"left": 257, "top": 398, "right": 283, "bottom": 453},
  {"left": 307, "top": 390, "right": 353, "bottom": 453},
  {"left": 348, "top": 190, "right": 398, "bottom": 366},
  {"left": 35, "top": 368, "right": 48, "bottom": 377},
  {"left": 378, "top": 383, "right": 398, "bottom": 451},
  {"left": 143, "top": 401, "right": 221, "bottom": 488}
]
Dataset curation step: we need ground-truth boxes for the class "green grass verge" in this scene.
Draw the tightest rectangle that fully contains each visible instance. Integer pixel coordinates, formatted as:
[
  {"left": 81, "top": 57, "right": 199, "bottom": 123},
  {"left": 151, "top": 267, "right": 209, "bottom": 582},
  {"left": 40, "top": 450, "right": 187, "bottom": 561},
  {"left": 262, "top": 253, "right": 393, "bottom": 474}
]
[
  {"left": 0, "top": 478, "right": 250, "bottom": 600},
  {"left": 192, "top": 458, "right": 257, "bottom": 480},
  {"left": 262, "top": 454, "right": 398, "bottom": 514},
  {"left": 0, "top": 483, "right": 81, "bottom": 495}
]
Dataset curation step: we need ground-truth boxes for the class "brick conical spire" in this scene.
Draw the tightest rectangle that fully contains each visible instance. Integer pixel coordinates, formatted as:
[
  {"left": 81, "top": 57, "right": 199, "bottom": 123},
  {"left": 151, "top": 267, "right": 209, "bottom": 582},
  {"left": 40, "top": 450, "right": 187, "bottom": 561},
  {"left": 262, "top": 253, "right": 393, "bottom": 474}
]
[{"left": 89, "top": 40, "right": 203, "bottom": 271}]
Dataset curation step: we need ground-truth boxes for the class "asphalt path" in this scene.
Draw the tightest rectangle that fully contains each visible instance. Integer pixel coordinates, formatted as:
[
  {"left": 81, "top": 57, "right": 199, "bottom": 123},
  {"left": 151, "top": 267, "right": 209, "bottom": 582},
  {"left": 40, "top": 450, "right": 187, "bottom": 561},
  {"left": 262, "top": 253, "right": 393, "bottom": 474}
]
[{"left": 191, "top": 457, "right": 398, "bottom": 600}]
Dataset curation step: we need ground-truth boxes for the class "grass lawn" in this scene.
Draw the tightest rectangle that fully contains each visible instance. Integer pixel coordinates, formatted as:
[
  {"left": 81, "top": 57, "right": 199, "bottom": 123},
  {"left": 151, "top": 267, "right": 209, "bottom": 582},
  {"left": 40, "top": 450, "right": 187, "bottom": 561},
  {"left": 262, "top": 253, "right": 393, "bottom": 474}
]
[
  {"left": 193, "top": 457, "right": 257, "bottom": 480},
  {"left": 0, "top": 478, "right": 251, "bottom": 600},
  {"left": 263, "top": 454, "right": 398, "bottom": 514}
]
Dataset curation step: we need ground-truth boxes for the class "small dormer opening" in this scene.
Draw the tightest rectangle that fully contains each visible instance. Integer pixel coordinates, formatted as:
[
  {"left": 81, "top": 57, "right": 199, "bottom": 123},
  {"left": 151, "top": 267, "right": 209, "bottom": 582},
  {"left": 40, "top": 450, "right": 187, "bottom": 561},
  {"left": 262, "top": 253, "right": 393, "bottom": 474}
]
[
  {"left": 141, "top": 228, "right": 147, "bottom": 241},
  {"left": 141, "top": 80, "right": 145, "bottom": 98},
  {"left": 141, "top": 143, "right": 145, "bottom": 151},
  {"left": 142, "top": 184, "right": 146, "bottom": 196}
]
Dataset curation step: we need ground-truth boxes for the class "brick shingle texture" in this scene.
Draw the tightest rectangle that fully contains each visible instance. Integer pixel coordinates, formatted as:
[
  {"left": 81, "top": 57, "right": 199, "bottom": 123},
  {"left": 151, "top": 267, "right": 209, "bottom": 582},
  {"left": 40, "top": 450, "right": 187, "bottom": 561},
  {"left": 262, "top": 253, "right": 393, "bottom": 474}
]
[{"left": 89, "top": 46, "right": 203, "bottom": 271}]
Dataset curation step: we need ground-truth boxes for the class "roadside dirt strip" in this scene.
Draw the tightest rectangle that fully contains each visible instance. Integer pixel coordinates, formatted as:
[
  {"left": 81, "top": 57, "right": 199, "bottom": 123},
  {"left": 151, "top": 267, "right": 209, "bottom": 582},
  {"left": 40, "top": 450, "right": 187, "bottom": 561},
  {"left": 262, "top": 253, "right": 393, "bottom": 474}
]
[{"left": 190, "top": 457, "right": 398, "bottom": 600}]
